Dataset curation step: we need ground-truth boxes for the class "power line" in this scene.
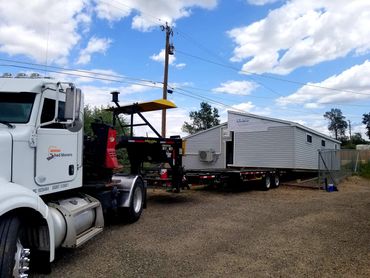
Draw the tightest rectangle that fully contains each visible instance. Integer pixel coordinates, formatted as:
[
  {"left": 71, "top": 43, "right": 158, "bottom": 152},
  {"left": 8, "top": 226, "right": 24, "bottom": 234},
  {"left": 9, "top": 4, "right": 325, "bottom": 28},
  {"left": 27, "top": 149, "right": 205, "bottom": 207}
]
[
  {"left": 0, "top": 63, "right": 162, "bottom": 90},
  {"left": 174, "top": 83, "right": 370, "bottom": 108},
  {"left": 176, "top": 49, "right": 370, "bottom": 97},
  {"left": 0, "top": 58, "right": 159, "bottom": 85},
  {"left": 1, "top": 59, "right": 368, "bottom": 111},
  {"left": 171, "top": 86, "right": 316, "bottom": 116},
  {"left": 100, "top": 0, "right": 165, "bottom": 27}
]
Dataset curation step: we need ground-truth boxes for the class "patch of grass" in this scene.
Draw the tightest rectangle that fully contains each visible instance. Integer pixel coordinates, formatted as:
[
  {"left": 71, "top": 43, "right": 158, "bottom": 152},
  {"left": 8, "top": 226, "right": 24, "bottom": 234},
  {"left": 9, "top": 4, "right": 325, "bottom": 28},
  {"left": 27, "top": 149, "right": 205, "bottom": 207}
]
[{"left": 359, "top": 162, "right": 370, "bottom": 179}]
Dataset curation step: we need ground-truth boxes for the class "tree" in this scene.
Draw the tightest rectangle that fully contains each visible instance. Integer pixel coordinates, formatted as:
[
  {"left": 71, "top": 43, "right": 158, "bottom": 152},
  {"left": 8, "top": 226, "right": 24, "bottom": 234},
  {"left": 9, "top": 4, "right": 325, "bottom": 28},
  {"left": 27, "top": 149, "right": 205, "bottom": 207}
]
[
  {"left": 84, "top": 105, "right": 127, "bottom": 136},
  {"left": 363, "top": 113, "right": 370, "bottom": 140},
  {"left": 84, "top": 105, "right": 129, "bottom": 170},
  {"left": 352, "top": 132, "right": 366, "bottom": 145},
  {"left": 182, "top": 102, "right": 220, "bottom": 134},
  {"left": 323, "top": 108, "right": 348, "bottom": 140}
]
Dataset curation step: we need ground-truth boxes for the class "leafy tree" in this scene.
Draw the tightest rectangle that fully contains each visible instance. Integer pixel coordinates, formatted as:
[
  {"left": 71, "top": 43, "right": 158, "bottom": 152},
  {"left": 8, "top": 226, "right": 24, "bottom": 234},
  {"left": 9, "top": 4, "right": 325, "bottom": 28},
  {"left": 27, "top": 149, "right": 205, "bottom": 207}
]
[
  {"left": 351, "top": 132, "right": 367, "bottom": 145},
  {"left": 341, "top": 133, "right": 367, "bottom": 149},
  {"left": 84, "top": 105, "right": 129, "bottom": 170},
  {"left": 182, "top": 102, "right": 220, "bottom": 134},
  {"left": 84, "top": 105, "right": 127, "bottom": 136},
  {"left": 363, "top": 113, "right": 370, "bottom": 140},
  {"left": 323, "top": 108, "right": 348, "bottom": 140}
]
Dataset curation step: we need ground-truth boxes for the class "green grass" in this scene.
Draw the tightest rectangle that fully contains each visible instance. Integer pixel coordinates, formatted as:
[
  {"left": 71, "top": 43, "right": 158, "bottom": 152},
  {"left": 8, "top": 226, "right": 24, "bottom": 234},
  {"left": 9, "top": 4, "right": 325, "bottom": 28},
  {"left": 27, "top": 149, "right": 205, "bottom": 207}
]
[{"left": 359, "top": 162, "right": 370, "bottom": 179}]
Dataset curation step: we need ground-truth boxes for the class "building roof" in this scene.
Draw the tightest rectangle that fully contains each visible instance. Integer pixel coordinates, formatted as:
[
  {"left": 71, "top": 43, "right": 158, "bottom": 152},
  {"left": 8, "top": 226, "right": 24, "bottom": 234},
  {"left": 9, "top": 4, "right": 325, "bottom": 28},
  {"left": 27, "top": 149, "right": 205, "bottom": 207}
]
[{"left": 183, "top": 122, "right": 227, "bottom": 139}]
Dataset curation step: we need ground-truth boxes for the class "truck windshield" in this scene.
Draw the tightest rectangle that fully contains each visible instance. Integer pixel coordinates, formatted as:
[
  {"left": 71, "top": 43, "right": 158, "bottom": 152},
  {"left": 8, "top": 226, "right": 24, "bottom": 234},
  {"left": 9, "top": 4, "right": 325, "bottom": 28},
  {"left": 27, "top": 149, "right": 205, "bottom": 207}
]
[{"left": 0, "top": 92, "right": 36, "bottom": 123}]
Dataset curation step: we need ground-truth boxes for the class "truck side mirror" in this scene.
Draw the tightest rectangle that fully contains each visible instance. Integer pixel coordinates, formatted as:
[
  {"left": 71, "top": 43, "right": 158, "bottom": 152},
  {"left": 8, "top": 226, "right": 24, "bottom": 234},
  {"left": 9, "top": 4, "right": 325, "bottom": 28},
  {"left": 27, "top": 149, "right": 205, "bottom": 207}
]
[{"left": 65, "top": 87, "right": 81, "bottom": 121}]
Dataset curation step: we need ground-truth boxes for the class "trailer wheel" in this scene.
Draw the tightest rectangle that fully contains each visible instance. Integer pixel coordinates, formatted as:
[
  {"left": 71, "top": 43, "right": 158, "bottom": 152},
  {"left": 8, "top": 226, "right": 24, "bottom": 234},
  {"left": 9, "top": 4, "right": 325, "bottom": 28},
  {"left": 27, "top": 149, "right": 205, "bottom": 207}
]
[
  {"left": 272, "top": 175, "right": 280, "bottom": 188},
  {"left": 0, "top": 214, "right": 30, "bottom": 278},
  {"left": 119, "top": 178, "right": 145, "bottom": 223},
  {"left": 262, "top": 175, "right": 271, "bottom": 191}
]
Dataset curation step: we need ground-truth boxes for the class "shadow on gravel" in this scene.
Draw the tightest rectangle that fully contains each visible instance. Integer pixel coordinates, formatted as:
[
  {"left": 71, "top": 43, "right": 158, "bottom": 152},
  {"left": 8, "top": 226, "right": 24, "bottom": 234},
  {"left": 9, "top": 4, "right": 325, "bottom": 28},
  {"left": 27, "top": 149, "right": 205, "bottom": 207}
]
[
  {"left": 147, "top": 192, "right": 194, "bottom": 204},
  {"left": 191, "top": 182, "right": 264, "bottom": 194}
]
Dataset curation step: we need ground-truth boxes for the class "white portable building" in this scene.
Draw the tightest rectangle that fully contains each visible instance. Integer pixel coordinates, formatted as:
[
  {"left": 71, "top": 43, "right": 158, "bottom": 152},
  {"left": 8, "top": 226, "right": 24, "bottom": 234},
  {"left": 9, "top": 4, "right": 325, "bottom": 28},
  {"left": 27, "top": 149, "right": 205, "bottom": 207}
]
[{"left": 183, "top": 111, "right": 341, "bottom": 171}]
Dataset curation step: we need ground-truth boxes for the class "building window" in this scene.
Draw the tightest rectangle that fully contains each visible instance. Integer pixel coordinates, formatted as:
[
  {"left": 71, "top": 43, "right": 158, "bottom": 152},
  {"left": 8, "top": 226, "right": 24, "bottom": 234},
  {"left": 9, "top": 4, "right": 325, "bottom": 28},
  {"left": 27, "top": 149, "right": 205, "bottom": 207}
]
[
  {"left": 321, "top": 140, "right": 326, "bottom": 147},
  {"left": 306, "top": 134, "right": 312, "bottom": 143}
]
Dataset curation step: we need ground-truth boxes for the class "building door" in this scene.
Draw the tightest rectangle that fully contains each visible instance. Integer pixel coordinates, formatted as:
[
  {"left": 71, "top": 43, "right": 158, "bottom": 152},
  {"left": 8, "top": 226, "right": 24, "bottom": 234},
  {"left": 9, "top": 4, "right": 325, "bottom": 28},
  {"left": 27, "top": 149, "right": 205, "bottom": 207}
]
[{"left": 226, "top": 132, "right": 234, "bottom": 166}]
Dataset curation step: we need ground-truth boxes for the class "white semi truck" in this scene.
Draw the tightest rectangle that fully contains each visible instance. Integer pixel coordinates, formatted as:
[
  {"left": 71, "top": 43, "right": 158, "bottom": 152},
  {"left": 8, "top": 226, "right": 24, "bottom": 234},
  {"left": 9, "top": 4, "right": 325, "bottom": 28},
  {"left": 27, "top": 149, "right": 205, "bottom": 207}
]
[{"left": 0, "top": 73, "right": 147, "bottom": 277}]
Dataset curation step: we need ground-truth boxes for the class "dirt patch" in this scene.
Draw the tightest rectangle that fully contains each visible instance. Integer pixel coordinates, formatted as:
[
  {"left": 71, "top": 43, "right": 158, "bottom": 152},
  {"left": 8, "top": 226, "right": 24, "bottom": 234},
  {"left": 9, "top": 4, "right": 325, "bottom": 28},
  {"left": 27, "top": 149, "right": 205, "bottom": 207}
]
[{"left": 35, "top": 176, "right": 370, "bottom": 277}]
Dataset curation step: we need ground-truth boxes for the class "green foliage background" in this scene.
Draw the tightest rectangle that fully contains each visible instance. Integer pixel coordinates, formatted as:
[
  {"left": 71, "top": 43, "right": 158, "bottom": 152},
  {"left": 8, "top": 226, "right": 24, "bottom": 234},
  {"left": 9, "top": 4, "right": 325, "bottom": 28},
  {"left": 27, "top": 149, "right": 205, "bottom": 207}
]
[
  {"left": 84, "top": 105, "right": 130, "bottom": 172},
  {"left": 182, "top": 102, "right": 220, "bottom": 134}
]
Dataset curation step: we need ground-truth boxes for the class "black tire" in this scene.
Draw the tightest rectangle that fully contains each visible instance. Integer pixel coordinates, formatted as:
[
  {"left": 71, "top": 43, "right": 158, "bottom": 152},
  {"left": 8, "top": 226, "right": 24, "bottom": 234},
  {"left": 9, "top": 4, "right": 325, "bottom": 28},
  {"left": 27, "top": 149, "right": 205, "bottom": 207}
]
[
  {"left": 261, "top": 175, "right": 271, "bottom": 191},
  {"left": 119, "top": 178, "right": 145, "bottom": 223},
  {"left": 272, "top": 175, "right": 280, "bottom": 188},
  {"left": 0, "top": 214, "right": 30, "bottom": 278}
]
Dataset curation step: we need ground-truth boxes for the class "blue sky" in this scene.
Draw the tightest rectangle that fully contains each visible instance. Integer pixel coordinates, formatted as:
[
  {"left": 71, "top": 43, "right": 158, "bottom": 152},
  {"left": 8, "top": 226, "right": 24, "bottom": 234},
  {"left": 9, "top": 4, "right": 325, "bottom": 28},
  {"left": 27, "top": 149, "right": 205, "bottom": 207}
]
[{"left": 0, "top": 0, "right": 370, "bottom": 138}]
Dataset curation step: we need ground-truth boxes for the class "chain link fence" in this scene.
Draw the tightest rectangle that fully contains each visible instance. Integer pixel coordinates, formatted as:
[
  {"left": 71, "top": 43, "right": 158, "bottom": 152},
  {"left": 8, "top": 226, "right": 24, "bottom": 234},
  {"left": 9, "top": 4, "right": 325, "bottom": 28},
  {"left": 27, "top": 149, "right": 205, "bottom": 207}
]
[{"left": 318, "top": 149, "right": 370, "bottom": 189}]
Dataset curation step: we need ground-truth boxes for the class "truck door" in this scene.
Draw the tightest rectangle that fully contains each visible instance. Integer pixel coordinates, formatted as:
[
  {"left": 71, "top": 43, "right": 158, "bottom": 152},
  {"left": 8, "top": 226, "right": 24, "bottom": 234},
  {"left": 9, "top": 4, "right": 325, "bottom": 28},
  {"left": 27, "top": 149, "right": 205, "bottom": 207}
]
[{"left": 35, "top": 97, "right": 78, "bottom": 186}]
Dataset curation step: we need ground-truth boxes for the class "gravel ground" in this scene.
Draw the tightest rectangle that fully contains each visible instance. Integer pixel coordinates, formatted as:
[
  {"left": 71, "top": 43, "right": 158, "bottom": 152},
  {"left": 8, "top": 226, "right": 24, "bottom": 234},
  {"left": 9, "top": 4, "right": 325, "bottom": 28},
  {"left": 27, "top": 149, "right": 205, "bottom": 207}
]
[{"left": 35, "top": 176, "right": 370, "bottom": 278}]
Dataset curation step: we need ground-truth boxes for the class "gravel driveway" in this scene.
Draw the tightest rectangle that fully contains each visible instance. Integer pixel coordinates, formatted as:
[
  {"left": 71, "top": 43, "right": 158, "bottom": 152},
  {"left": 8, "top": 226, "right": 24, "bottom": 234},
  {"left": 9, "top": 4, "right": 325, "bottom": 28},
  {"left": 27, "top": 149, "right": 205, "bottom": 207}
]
[{"left": 35, "top": 176, "right": 370, "bottom": 277}]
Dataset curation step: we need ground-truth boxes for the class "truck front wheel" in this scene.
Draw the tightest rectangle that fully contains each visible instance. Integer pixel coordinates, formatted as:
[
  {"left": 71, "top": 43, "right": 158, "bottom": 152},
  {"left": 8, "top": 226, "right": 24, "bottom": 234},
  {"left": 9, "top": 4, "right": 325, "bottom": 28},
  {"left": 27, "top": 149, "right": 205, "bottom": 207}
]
[
  {"left": 0, "top": 214, "right": 30, "bottom": 278},
  {"left": 119, "top": 178, "right": 145, "bottom": 223}
]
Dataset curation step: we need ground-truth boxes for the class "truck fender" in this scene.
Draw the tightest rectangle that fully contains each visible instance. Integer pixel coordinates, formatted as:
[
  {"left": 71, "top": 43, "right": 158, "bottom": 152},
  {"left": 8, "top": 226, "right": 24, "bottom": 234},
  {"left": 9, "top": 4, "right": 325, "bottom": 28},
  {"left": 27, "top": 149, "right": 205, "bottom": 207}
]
[
  {"left": 113, "top": 175, "right": 146, "bottom": 207},
  {"left": 0, "top": 179, "right": 56, "bottom": 262}
]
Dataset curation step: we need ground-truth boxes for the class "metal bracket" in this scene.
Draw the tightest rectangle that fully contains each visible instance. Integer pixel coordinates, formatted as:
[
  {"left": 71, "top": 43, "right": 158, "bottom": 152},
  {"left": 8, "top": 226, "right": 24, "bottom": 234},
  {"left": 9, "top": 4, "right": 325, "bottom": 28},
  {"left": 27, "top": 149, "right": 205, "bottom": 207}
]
[{"left": 29, "top": 129, "right": 37, "bottom": 147}]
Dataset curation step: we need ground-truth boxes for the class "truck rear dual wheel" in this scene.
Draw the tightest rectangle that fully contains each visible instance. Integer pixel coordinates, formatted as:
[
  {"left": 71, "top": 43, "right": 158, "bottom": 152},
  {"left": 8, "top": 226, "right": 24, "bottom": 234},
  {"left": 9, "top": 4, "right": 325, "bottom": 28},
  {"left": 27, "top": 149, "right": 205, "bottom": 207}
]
[
  {"left": 262, "top": 175, "right": 271, "bottom": 191},
  {"left": 0, "top": 214, "right": 30, "bottom": 278},
  {"left": 119, "top": 178, "right": 145, "bottom": 223},
  {"left": 272, "top": 175, "right": 280, "bottom": 188}
]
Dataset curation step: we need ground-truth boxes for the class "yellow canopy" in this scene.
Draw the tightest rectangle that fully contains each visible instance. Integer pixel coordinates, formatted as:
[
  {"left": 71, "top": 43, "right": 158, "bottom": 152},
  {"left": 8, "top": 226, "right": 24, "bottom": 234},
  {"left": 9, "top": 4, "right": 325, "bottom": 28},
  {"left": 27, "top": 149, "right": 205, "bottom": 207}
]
[{"left": 109, "top": 99, "right": 177, "bottom": 114}]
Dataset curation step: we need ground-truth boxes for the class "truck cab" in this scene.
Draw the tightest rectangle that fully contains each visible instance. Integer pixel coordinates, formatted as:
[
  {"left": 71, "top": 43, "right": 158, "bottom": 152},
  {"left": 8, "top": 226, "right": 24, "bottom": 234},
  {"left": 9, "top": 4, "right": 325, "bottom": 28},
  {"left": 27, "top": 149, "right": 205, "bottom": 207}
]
[
  {"left": 0, "top": 74, "right": 83, "bottom": 194},
  {"left": 0, "top": 73, "right": 145, "bottom": 278}
]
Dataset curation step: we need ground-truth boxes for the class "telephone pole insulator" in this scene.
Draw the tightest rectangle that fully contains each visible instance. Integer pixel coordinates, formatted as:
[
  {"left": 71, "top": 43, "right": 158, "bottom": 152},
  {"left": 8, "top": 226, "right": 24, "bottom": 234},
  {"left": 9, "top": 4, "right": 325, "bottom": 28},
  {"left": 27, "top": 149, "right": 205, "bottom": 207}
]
[{"left": 161, "top": 22, "right": 174, "bottom": 138}]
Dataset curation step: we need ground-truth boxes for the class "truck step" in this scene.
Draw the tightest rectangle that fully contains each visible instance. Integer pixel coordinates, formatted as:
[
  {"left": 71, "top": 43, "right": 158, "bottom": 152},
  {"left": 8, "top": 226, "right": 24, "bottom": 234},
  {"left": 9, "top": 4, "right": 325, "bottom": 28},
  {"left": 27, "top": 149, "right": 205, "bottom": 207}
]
[{"left": 76, "top": 227, "right": 103, "bottom": 248}]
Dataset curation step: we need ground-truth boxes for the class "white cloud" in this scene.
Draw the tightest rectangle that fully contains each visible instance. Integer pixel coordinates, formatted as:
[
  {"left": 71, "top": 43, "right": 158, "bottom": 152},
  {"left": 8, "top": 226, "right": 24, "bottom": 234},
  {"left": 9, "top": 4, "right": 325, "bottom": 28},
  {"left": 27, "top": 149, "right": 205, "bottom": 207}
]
[
  {"left": 277, "top": 60, "right": 370, "bottom": 106},
  {"left": 94, "top": 0, "right": 218, "bottom": 31},
  {"left": 175, "top": 63, "right": 186, "bottom": 69},
  {"left": 227, "top": 102, "right": 272, "bottom": 117},
  {"left": 76, "top": 37, "right": 112, "bottom": 65},
  {"left": 82, "top": 83, "right": 158, "bottom": 107},
  {"left": 228, "top": 0, "right": 370, "bottom": 75},
  {"left": 150, "top": 49, "right": 176, "bottom": 64},
  {"left": 231, "top": 101, "right": 255, "bottom": 112},
  {"left": 212, "top": 80, "right": 258, "bottom": 95},
  {"left": 247, "top": 0, "right": 279, "bottom": 6},
  {"left": 129, "top": 107, "right": 188, "bottom": 137},
  {"left": 0, "top": 0, "right": 89, "bottom": 65}
]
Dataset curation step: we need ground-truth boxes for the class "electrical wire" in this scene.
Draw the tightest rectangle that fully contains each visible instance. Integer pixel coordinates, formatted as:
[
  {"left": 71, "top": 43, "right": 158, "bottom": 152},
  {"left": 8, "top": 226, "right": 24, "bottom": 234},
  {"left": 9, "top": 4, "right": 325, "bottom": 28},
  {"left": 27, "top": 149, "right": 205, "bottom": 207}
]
[
  {"left": 0, "top": 63, "right": 162, "bottom": 90},
  {"left": 0, "top": 58, "right": 160, "bottom": 85},
  {"left": 176, "top": 49, "right": 370, "bottom": 97},
  {"left": 1, "top": 59, "right": 368, "bottom": 112}
]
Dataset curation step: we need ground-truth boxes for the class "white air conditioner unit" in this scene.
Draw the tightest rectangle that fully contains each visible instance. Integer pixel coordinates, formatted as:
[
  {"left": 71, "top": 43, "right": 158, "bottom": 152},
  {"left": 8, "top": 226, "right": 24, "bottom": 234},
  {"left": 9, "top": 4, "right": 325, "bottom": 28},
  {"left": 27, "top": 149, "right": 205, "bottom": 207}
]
[{"left": 199, "top": 150, "right": 214, "bottom": 162}]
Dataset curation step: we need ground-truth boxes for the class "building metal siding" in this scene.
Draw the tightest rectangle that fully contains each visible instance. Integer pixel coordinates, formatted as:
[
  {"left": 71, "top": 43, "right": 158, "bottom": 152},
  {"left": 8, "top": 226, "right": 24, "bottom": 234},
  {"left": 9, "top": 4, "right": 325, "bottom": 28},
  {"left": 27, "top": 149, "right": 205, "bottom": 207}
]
[
  {"left": 183, "top": 125, "right": 225, "bottom": 169},
  {"left": 294, "top": 127, "right": 338, "bottom": 170},
  {"left": 233, "top": 126, "right": 295, "bottom": 168}
]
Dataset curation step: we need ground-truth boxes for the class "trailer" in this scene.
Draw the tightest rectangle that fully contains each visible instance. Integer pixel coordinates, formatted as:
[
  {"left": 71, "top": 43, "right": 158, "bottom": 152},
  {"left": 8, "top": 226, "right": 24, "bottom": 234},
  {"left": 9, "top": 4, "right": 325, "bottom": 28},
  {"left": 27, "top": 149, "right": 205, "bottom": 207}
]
[
  {"left": 0, "top": 73, "right": 180, "bottom": 277},
  {"left": 183, "top": 110, "right": 340, "bottom": 189},
  {"left": 108, "top": 94, "right": 184, "bottom": 192}
]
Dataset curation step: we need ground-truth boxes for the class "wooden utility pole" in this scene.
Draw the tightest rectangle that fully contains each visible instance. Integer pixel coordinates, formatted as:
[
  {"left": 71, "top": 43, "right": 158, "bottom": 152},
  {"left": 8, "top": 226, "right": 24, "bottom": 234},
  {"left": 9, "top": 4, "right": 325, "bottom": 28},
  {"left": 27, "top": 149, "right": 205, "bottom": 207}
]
[
  {"left": 348, "top": 120, "right": 352, "bottom": 140},
  {"left": 161, "top": 23, "right": 173, "bottom": 137}
]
